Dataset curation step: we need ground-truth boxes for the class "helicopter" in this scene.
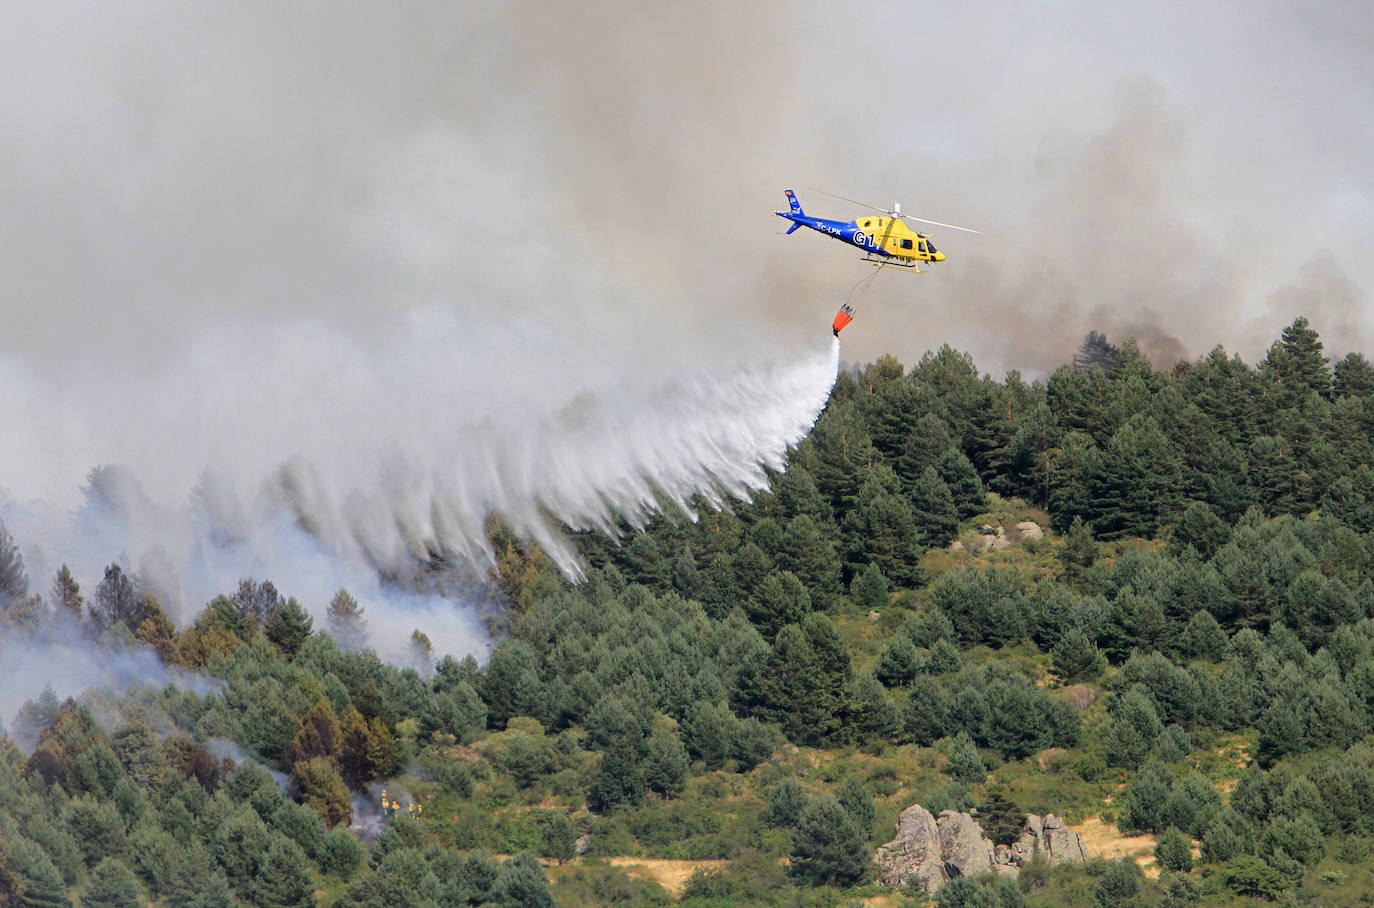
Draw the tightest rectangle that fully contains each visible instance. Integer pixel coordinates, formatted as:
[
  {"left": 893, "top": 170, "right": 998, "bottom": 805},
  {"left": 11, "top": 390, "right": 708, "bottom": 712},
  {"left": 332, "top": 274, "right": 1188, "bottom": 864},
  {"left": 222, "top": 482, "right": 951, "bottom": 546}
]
[{"left": 775, "top": 189, "right": 979, "bottom": 271}]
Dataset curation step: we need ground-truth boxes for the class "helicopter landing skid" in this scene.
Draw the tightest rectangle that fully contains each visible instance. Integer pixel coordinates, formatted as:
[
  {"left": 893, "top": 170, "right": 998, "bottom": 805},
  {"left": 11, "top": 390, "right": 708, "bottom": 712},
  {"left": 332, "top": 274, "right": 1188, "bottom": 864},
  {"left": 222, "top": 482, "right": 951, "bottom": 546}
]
[{"left": 861, "top": 254, "right": 920, "bottom": 271}]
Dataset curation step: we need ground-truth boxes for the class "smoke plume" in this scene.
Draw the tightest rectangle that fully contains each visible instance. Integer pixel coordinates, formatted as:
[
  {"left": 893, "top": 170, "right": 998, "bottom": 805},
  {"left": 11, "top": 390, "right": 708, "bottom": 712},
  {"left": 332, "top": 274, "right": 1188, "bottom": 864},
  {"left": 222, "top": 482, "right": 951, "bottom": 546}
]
[{"left": 1, "top": 1, "right": 1369, "bottom": 677}]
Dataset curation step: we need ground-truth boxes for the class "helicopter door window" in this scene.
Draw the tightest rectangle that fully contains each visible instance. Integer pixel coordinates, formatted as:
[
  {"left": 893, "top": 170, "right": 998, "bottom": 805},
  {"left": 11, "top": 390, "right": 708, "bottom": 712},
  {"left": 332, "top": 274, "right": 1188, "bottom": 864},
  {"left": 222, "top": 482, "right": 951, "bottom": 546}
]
[
  {"left": 900, "top": 238, "right": 913, "bottom": 250},
  {"left": 918, "top": 240, "right": 928, "bottom": 253}
]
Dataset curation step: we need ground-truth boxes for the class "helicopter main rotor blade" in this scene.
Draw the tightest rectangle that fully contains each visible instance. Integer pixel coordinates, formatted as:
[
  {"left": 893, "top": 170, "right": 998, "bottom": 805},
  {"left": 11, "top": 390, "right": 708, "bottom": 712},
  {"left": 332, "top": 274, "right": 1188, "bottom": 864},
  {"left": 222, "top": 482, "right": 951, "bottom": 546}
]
[
  {"left": 807, "top": 187, "right": 886, "bottom": 212},
  {"left": 902, "top": 215, "right": 982, "bottom": 235},
  {"left": 808, "top": 187, "right": 982, "bottom": 234}
]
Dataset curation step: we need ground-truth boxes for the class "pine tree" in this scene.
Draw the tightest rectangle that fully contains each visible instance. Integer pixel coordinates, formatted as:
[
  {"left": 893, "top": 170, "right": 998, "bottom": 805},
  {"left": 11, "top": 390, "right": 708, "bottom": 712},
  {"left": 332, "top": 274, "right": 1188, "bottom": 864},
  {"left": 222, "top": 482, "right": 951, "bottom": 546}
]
[
  {"left": 1074, "top": 330, "right": 1121, "bottom": 372},
  {"left": 90, "top": 563, "right": 140, "bottom": 631},
  {"left": 1051, "top": 627, "right": 1106, "bottom": 683},
  {"left": 903, "top": 676, "right": 950, "bottom": 746},
  {"left": 747, "top": 570, "right": 811, "bottom": 637},
  {"left": 788, "top": 795, "right": 869, "bottom": 886},
  {"left": 588, "top": 747, "right": 646, "bottom": 814},
  {"left": 536, "top": 811, "right": 577, "bottom": 864},
  {"left": 231, "top": 578, "right": 283, "bottom": 631},
  {"left": 910, "top": 466, "right": 960, "bottom": 547},
  {"left": 289, "top": 757, "right": 351, "bottom": 827},
  {"left": 1105, "top": 685, "right": 1164, "bottom": 770},
  {"left": 4, "top": 835, "right": 71, "bottom": 908},
  {"left": 490, "top": 852, "right": 555, "bottom": 908},
  {"left": 326, "top": 588, "right": 368, "bottom": 651},
  {"left": 1155, "top": 826, "right": 1193, "bottom": 872},
  {"left": 850, "top": 561, "right": 890, "bottom": 609},
  {"left": 947, "top": 731, "right": 986, "bottom": 784},
  {"left": 1121, "top": 760, "right": 1174, "bottom": 833},
  {"left": 1333, "top": 351, "right": 1374, "bottom": 397},
  {"left": 1095, "top": 859, "right": 1142, "bottom": 907},
  {"left": 84, "top": 856, "right": 143, "bottom": 908},
  {"left": 875, "top": 634, "right": 922, "bottom": 686},
  {"left": 764, "top": 778, "right": 808, "bottom": 827},
  {"left": 248, "top": 837, "right": 314, "bottom": 908},
  {"left": 836, "top": 776, "right": 876, "bottom": 840},
  {"left": 264, "top": 599, "right": 314, "bottom": 658},
  {"left": 51, "top": 564, "right": 82, "bottom": 621},
  {"left": 1278, "top": 316, "right": 1330, "bottom": 398},
  {"left": 408, "top": 629, "right": 433, "bottom": 673},
  {"left": 642, "top": 725, "right": 689, "bottom": 797},
  {"left": 937, "top": 447, "right": 987, "bottom": 518},
  {"left": 0, "top": 519, "right": 28, "bottom": 609}
]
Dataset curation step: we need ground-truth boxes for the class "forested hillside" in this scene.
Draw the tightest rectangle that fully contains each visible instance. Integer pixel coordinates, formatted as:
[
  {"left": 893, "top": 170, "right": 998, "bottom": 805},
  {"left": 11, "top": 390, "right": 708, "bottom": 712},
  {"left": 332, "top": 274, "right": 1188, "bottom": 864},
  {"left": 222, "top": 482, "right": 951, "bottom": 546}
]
[{"left": 4, "top": 317, "right": 1374, "bottom": 906}]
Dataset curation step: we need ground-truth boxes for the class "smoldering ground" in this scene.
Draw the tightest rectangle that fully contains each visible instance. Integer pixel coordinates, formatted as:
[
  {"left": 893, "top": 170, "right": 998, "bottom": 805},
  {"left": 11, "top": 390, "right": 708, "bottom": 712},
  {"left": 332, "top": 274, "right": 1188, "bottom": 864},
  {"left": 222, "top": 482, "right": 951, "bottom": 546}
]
[{"left": 0, "top": 2, "right": 1370, "bottom": 671}]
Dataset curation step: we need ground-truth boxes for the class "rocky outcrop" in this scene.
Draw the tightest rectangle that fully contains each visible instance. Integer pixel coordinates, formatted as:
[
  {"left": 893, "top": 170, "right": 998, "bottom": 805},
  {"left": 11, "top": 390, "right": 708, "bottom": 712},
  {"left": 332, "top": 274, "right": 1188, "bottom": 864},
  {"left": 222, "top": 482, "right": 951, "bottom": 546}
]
[
  {"left": 873, "top": 804, "right": 947, "bottom": 893},
  {"left": 937, "top": 810, "right": 997, "bottom": 879},
  {"left": 876, "top": 806, "right": 1089, "bottom": 894}
]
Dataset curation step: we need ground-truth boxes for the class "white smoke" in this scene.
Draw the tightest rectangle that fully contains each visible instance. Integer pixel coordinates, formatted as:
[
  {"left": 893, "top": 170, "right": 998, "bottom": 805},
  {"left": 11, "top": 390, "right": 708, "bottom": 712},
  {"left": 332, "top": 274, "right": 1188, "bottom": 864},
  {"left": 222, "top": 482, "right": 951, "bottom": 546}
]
[
  {"left": 0, "top": 624, "right": 217, "bottom": 749},
  {"left": 1, "top": 315, "right": 841, "bottom": 660}
]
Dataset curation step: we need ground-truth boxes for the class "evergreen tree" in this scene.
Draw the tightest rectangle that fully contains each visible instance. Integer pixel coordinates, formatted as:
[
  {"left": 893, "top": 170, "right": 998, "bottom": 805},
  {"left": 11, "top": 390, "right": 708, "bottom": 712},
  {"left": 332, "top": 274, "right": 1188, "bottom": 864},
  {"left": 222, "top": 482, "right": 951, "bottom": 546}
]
[
  {"left": 1105, "top": 685, "right": 1165, "bottom": 769},
  {"left": 588, "top": 747, "right": 646, "bottom": 814},
  {"left": 90, "top": 563, "right": 140, "bottom": 631},
  {"left": 1095, "top": 859, "right": 1142, "bottom": 907},
  {"left": 874, "top": 634, "right": 922, "bottom": 686},
  {"left": 489, "top": 852, "right": 555, "bottom": 908},
  {"left": 977, "top": 789, "right": 1026, "bottom": 848},
  {"left": 910, "top": 466, "right": 960, "bottom": 548},
  {"left": 927, "top": 638, "right": 962, "bottom": 674},
  {"left": 1051, "top": 626, "right": 1106, "bottom": 682},
  {"left": 408, "top": 629, "right": 433, "bottom": 673},
  {"left": 1121, "top": 760, "right": 1174, "bottom": 833},
  {"left": 1180, "top": 609, "right": 1228, "bottom": 661},
  {"left": 850, "top": 561, "right": 890, "bottom": 610},
  {"left": 326, "top": 588, "right": 368, "bottom": 651},
  {"left": 903, "top": 676, "right": 950, "bottom": 746},
  {"left": 747, "top": 570, "right": 811, "bottom": 637},
  {"left": 4, "top": 835, "right": 71, "bottom": 908},
  {"left": 289, "top": 757, "right": 351, "bottom": 827},
  {"left": 947, "top": 731, "right": 986, "bottom": 784},
  {"left": 248, "top": 837, "right": 314, "bottom": 908},
  {"left": 836, "top": 776, "right": 876, "bottom": 840},
  {"left": 1159, "top": 824, "right": 1192, "bottom": 873},
  {"left": 264, "top": 599, "right": 313, "bottom": 658},
  {"left": 535, "top": 811, "right": 577, "bottom": 864},
  {"left": 937, "top": 447, "right": 988, "bottom": 519},
  {"left": 788, "top": 795, "right": 869, "bottom": 886},
  {"left": 1074, "top": 330, "right": 1121, "bottom": 372},
  {"left": 764, "top": 777, "right": 808, "bottom": 827},
  {"left": 319, "top": 827, "right": 365, "bottom": 877},
  {"left": 50, "top": 564, "right": 82, "bottom": 622},
  {"left": 0, "top": 519, "right": 28, "bottom": 610},
  {"left": 642, "top": 725, "right": 689, "bottom": 797},
  {"left": 1090, "top": 414, "right": 1183, "bottom": 539},
  {"left": 83, "top": 856, "right": 143, "bottom": 908},
  {"left": 1058, "top": 515, "right": 1098, "bottom": 576},
  {"left": 1333, "top": 351, "right": 1374, "bottom": 397}
]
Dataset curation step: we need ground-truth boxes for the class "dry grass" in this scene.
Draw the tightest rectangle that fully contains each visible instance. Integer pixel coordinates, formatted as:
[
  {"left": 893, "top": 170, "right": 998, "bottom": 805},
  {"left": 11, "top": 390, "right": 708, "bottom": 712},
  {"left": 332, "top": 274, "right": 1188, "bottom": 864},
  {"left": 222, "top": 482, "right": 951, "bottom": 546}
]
[
  {"left": 1071, "top": 816, "right": 1160, "bottom": 876},
  {"left": 604, "top": 858, "right": 730, "bottom": 897}
]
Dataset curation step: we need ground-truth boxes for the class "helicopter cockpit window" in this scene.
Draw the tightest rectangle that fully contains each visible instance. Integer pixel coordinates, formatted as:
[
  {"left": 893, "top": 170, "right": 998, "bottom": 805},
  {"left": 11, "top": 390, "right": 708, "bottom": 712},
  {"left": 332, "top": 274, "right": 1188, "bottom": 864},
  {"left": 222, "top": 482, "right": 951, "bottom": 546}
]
[
  {"left": 927, "top": 242, "right": 938, "bottom": 255},
  {"left": 918, "top": 240, "right": 928, "bottom": 253}
]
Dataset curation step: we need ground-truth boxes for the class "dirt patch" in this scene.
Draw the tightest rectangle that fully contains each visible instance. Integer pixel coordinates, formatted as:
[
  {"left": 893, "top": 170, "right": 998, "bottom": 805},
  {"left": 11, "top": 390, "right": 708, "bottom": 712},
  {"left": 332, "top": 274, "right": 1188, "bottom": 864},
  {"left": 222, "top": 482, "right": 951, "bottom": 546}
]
[
  {"left": 1071, "top": 816, "right": 1160, "bottom": 876},
  {"left": 605, "top": 858, "right": 730, "bottom": 897}
]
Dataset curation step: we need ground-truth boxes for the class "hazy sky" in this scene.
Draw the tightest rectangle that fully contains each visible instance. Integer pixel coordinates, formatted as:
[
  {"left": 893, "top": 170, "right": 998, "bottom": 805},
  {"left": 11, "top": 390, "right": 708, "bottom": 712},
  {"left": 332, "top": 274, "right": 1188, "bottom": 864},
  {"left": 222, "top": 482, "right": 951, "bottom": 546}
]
[
  {"left": 1, "top": 1, "right": 1372, "bottom": 602},
  {"left": 1, "top": 0, "right": 1369, "bottom": 377}
]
